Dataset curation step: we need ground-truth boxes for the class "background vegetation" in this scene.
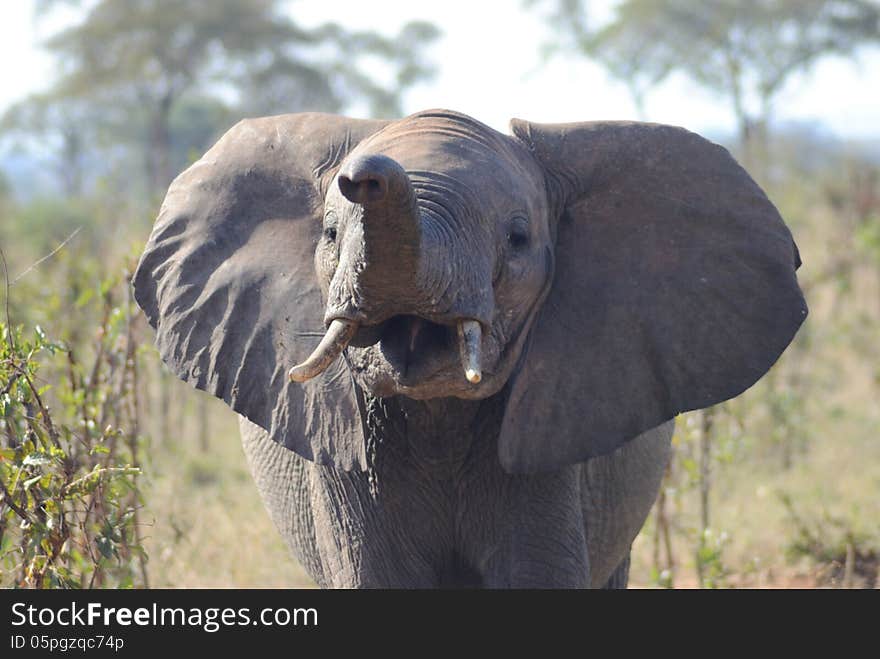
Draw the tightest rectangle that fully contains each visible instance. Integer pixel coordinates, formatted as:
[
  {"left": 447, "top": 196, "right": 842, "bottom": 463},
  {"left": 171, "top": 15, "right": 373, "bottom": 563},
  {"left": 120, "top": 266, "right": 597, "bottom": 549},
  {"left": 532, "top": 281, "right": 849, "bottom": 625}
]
[{"left": 1, "top": 0, "right": 878, "bottom": 588}]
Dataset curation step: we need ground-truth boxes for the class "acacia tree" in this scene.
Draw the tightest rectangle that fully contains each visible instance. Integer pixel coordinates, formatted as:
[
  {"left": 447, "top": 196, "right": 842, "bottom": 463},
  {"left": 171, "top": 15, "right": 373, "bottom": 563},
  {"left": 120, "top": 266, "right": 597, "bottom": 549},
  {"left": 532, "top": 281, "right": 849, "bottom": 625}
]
[
  {"left": 10, "top": 0, "right": 438, "bottom": 197},
  {"left": 534, "top": 0, "right": 880, "bottom": 161}
]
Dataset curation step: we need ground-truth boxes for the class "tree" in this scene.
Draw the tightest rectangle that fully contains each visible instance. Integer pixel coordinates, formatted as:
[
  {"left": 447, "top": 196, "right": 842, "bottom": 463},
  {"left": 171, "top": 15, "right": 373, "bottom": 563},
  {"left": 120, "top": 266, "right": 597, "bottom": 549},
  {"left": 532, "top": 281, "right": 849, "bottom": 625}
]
[
  {"left": 0, "top": 96, "right": 94, "bottom": 198},
  {"left": 534, "top": 0, "right": 880, "bottom": 162},
  {"left": 13, "top": 0, "right": 438, "bottom": 196}
]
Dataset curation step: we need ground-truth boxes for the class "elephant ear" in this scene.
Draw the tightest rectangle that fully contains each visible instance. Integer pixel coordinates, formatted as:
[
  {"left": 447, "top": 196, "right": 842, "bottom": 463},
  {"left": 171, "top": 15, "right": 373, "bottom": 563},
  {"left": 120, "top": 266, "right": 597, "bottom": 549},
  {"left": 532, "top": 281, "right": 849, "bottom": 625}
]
[
  {"left": 133, "top": 113, "right": 389, "bottom": 470},
  {"left": 500, "top": 119, "right": 807, "bottom": 473}
]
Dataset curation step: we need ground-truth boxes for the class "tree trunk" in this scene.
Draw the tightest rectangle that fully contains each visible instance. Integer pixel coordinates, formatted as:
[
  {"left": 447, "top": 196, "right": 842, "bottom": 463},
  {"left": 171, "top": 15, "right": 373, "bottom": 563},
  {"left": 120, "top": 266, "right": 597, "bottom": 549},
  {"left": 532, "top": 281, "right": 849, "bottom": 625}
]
[
  {"left": 59, "top": 125, "right": 84, "bottom": 198},
  {"left": 157, "top": 365, "right": 171, "bottom": 448},
  {"left": 147, "top": 93, "right": 175, "bottom": 196},
  {"left": 724, "top": 51, "right": 757, "bottom": 171},
  {"left": 699, "top": 408, "right": 713, "bottom": 533},
  {"left": 696, "top": 407, "right": 715, "bottom": 588}
]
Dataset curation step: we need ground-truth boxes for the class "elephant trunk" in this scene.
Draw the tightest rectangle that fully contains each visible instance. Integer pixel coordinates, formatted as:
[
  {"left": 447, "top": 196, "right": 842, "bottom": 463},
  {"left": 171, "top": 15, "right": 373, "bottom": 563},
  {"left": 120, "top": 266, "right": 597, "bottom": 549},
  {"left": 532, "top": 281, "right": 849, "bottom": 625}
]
[{"left": 329, "top": 154, "right": 422, "bottom": 319}]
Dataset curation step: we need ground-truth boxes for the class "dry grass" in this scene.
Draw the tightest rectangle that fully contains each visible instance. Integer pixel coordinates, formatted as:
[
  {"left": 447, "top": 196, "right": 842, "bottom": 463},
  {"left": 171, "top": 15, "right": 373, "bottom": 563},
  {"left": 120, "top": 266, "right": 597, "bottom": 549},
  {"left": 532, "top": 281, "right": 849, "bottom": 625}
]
[{"left": 139, "top": 381, "right": 315, "bottom": 588}]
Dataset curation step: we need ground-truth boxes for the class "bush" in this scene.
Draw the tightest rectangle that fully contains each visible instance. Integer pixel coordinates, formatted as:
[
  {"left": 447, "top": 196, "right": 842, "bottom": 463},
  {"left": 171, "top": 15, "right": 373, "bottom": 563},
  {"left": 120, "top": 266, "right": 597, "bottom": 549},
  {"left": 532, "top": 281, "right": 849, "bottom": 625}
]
[{"left": 0, "top": 262, "right": 148, "bottom": 588}]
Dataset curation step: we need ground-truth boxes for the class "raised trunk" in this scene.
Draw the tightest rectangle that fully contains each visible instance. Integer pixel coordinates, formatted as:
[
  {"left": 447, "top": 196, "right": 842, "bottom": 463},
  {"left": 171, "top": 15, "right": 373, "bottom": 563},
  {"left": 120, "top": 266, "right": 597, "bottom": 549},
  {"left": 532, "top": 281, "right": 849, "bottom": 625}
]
[
  {"left": 326, "top": 154, "right": 423, "bottom": 323},
  {"left": 341, "top": 153, "right": 421, "bottom": 290}
]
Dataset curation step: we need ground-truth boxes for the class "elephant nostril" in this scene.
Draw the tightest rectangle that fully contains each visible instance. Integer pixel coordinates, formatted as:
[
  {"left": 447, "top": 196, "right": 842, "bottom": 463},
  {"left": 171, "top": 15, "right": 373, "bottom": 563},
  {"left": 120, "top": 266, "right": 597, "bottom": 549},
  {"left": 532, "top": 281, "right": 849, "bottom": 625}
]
[{"left": 339, "top": 174, "right": 387, "bottom": 204}]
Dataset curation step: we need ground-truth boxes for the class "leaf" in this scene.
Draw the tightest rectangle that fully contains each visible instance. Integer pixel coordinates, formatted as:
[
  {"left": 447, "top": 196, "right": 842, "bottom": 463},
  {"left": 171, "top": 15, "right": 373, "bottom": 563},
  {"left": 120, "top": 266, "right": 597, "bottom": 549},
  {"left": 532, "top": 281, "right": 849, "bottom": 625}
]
[
  {"left": 23, "top": 474, "right": 44, "bottom": 490},
  {"left": 23, "top": 453, "right": 52, "bottom": 466},
  {"left": 46, "top": 341, "right": 66, "bottom": 354},
  {"left": 95, "top": 535, "right": 115, "bottom": 560},
  {"left": 74, "top": 288, "right": 94, "bottom": 307}
]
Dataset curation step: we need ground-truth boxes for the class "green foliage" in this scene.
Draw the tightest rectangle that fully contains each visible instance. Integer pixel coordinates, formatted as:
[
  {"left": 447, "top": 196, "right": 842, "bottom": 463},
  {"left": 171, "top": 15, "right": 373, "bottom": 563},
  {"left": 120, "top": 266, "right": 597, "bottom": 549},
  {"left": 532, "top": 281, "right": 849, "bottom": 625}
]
[
  {"left": 647, "top": 411, "right": 734, "bottom": 588},
  {"left": 854, "top": 206, "right": 880, "bottom": 269},
  {"left": 649, "top": 565, "right": 674, "bottom": 589},
  {"left": 855, "top": 216, "right": 880, "bottom": 264},
  {"left": 168, "top": 96, "right": 235, "bottom": 171},
  {"left": 0, "top": 170, "right": 10, "bottom": 202},
  {"left": 695, "top": 528, "right": 729, "bottom": 589},
  {"left": 779, "top": 492, "right": 878, "bottom": 588},
  {"left": 235, "top": 19, "right": 440, "bottom": 119},
  {"left": 1, "top": 198, "right": 91, "bottom": 255},
  {"left": 0, "top": 264, "right": 147, "bottom": 588}
]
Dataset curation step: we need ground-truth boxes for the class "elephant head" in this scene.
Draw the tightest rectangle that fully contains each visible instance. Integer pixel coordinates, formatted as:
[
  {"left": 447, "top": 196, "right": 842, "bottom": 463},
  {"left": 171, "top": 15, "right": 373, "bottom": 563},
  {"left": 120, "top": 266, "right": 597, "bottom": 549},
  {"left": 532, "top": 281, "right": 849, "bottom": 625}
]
[{"left": 133, "top": 109, "right": 807, "bottom": 473}]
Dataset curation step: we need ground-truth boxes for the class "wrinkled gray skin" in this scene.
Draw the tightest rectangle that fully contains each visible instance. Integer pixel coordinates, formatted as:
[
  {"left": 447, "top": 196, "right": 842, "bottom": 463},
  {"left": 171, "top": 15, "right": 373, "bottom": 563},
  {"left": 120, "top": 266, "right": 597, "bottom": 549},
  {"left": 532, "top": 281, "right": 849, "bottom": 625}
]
[
  {"left": 241, "top": 408, "right": 672, "bottom": 588},
  {"left": 133, "top": 110, "right": 806, "bottom": 588}
]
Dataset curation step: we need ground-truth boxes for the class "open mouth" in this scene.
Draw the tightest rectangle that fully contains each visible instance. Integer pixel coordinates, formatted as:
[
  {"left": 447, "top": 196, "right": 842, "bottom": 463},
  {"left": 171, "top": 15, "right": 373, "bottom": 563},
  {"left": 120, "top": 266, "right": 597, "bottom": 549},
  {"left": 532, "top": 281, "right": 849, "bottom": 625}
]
[
  {"left": 351, "top": 315, "right": 454, "bottom": 379},
  {"left": 289, "top": 314, "right": 482, "bottom": 386}
]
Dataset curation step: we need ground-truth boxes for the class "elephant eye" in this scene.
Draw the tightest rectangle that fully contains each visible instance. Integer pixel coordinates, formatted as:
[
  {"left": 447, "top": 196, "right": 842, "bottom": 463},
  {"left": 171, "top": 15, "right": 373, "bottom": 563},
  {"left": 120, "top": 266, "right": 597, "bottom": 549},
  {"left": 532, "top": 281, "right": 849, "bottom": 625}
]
[
  {"left": 323, "top": 210, "right": 339, "bottom": 243},
  {"left": 507, "top": 225, "right": 529, "bottom": 250}
]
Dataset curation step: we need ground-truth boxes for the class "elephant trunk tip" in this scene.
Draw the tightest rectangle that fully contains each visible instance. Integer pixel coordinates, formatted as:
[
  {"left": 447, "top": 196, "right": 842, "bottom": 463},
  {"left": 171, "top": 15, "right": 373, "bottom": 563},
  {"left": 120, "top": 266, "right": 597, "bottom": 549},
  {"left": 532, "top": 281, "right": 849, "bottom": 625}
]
[
  {"left": 338, "top": 173, "right": 387, "bottom": 205},
  {"left": 338, "top": 153, "right": 410, "bottom": 206}
]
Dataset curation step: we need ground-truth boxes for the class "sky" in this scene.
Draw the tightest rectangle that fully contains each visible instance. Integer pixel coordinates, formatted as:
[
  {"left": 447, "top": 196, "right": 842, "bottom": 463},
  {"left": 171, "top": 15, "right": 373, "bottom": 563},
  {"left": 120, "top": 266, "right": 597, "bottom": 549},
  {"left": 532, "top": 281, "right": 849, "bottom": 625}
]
[{"left": 0, "top": 0, "right": 878, "bottom": 140}]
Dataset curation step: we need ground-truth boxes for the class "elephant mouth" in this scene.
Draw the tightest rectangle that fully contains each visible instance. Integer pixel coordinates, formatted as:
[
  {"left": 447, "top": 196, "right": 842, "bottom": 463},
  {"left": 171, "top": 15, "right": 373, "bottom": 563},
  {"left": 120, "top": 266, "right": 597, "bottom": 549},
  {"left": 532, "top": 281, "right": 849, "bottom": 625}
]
[
  {"left": 382, "top": 315, "right": 454, "bottom": 379},
  {"left": 289, "top": 311, "right": 486, "bottom": 392},
  {"left": 349, "top": 315, "right": 456, "bottom": 382}
]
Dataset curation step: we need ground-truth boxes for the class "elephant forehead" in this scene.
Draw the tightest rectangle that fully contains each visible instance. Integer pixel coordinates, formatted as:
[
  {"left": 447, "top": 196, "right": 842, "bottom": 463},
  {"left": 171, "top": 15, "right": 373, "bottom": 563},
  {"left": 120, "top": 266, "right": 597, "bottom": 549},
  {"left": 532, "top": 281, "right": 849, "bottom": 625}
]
[{"left": 360, "top": 110, "right": 537, "bottom": 196}]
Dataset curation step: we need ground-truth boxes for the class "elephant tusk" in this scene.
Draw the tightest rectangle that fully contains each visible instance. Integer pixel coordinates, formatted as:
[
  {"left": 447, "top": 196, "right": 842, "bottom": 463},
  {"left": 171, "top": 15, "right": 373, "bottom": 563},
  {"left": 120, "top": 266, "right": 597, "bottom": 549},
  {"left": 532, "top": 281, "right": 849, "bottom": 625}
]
[
  {"left": 289, "top": 319, "right": 359, "bottom": 383},
  {"left": 457, "top": 320, "right": 482, "bottom": 384}
]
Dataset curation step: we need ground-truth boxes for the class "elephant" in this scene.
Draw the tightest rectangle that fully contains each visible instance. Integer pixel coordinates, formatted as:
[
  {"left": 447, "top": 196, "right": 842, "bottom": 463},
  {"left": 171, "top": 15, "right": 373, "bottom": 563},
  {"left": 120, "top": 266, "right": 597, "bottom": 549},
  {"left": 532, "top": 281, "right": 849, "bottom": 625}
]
[{"left": 132, "top": 109, "right": 807, "bottom": 588}]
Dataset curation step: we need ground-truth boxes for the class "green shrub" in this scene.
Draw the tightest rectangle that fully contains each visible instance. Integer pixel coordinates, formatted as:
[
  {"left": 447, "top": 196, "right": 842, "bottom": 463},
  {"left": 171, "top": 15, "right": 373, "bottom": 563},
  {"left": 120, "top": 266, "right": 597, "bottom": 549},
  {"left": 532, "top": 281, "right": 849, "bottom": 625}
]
[{"left": 0, "top": 265, "right": 148, "bottom": 588}]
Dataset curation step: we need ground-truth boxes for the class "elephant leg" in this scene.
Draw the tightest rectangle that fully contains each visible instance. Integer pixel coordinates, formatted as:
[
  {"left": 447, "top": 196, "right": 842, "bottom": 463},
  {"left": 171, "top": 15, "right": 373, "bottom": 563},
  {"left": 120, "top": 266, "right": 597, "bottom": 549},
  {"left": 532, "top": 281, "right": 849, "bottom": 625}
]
[
  {"left": 239, "top": 417, "right": 328, "bottom": 586},
  {"left": 243, "top": 416, "right": 444, "bottom": 588},
  {"left": 466, "top": 463, "right": 591, "bottom": 589},
  {"left": 582, "top": 421, "right": 673, "bottom": 587},
  {"left": 480, "top": 540, "right": 590, "bottom": 589},
  {"left": 307, "top": 466, "right": 444, "bottom": 589},
  {"left": 602, "top": 553, "right": 631, "bottom": 589}
]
